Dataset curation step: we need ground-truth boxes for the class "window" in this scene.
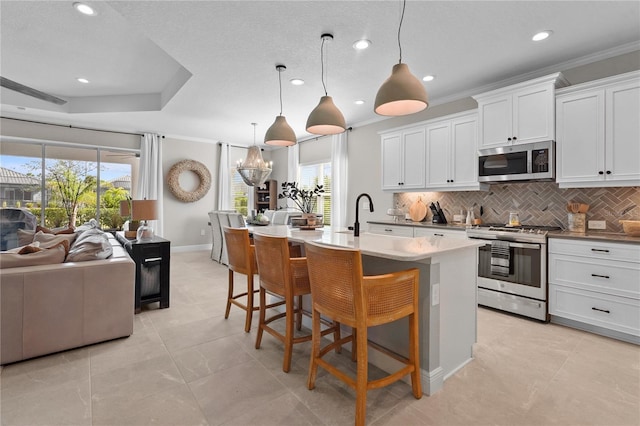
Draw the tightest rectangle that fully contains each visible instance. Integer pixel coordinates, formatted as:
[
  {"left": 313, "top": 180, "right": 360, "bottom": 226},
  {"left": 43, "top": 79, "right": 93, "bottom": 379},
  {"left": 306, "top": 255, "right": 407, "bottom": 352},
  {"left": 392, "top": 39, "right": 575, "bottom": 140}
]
[
  {"left": 0, "top": 140, "right": 137, "bottom": 229},
  {"left": 230, "top": 168, "right": 250, "bottom": 217},
  {"left": 299, "top": 162, "right": 331, "bottom": 225}
]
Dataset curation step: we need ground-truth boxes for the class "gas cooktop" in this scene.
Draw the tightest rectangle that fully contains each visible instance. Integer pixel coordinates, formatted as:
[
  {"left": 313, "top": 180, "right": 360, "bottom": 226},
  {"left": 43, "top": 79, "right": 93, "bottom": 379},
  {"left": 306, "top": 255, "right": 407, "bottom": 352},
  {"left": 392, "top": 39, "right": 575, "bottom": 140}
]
[{"left": 466, "top": 223, "right": 562, "bottom": 242}]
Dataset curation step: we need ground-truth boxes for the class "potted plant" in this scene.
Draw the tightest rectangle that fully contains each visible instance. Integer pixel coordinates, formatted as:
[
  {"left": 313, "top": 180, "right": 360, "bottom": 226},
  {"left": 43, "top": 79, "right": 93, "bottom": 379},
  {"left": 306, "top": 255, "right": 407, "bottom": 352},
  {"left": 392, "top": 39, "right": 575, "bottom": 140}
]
[{"left": 278, "top": 182, "right": 324, "bottom": 226}]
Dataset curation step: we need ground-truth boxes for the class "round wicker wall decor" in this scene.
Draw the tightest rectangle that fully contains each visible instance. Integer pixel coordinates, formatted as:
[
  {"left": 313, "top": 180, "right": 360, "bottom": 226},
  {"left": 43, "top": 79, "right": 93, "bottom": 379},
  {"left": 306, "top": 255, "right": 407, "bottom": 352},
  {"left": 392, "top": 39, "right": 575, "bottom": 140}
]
[{"left": 166, "top": 159, "right": 211, "bottom": 203}]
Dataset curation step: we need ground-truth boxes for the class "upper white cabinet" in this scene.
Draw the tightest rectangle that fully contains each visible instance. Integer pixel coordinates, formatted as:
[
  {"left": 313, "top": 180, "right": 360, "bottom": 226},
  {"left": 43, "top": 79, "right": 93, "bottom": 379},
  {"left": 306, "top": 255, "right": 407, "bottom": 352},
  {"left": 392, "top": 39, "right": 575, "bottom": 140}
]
[
  {"left": 556, "top": 71, "right": 640, "bottom": 188},
  {"left": 380, "top": 111, "right": 487, "bottom": 192},
  {"left": 473, "top": 73, "right": 568, "bottom": 149},
  {"left": 381, "top": 127, "right": 426, "bottom": 191},
  {"left": 425, "top": 112, "right": 488, "bottom": 191}
]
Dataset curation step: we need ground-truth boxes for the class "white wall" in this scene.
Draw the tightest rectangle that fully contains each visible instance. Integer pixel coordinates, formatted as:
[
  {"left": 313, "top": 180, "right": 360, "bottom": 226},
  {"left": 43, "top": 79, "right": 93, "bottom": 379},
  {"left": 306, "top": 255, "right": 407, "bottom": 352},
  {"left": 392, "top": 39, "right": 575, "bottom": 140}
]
[{"left": 162, "top": 137, "right": 217, "bottom": 248}]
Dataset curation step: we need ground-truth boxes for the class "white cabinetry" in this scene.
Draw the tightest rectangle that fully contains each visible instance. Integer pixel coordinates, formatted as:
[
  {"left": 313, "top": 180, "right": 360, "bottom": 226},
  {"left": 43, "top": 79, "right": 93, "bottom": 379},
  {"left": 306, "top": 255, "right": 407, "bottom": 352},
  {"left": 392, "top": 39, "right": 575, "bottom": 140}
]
[
  {"left": 381, "top": 127, "right": 426, "bottom": 191},
  {"left": 556, "top": 71, "right": 640, "bottom": 188},
  {"left": 548, "top": 238, "right": 640, "bottom": 343},
  {"left": 367, "top": 223, "right": 414, "bottom": 237},
  {"left": 413, "top": 227, "right": 467, "bottom": 239},
  {"left": 425, "top": 112, "right": 487, "bottom": 191},
  {"left": 473, "top": 73, "right": 567, "bottom": 149}
]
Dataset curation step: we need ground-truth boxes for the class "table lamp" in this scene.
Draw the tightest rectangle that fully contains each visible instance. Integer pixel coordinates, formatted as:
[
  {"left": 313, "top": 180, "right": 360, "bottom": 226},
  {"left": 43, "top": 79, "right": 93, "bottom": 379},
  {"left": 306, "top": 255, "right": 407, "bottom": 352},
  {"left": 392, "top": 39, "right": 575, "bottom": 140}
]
[{"left": 131, "top": 199, "right": 157, "bottom": 241}]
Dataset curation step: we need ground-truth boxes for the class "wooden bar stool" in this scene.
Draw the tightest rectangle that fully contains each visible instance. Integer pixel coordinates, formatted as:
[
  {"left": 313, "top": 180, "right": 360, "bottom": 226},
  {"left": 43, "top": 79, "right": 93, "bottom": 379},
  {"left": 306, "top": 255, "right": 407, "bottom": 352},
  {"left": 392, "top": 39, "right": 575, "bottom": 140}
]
[
  {"left": 304, "top": 241, "right": 422, "bottom": 426},
  {"left": 223, "top": 227, "right": 267, "bottom": 332},
  {"left": 253, "top": 233, "right": 339, "bottom": 373}
]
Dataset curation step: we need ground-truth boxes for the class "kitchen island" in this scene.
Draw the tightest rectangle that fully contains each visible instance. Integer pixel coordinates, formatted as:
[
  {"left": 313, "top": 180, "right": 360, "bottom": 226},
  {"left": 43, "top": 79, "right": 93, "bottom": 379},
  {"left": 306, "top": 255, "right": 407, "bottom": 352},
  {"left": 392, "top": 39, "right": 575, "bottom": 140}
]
[{"left": 251, "top": 225, "right": 483, "bottom": 395}]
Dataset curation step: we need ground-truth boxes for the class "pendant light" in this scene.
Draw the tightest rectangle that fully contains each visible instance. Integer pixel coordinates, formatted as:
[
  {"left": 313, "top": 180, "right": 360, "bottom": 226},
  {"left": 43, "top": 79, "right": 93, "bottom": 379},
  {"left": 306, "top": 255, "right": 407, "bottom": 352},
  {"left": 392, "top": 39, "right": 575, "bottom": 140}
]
[
  {"left": 374, "top": 0, "right": 428, "bottom": 116},
  {"left": 265, "top": 65, "right": 297, "bottom": 146},
  {"left": 237, "top": 123, "right": 273, "bottom": 186},
  {"left": 306, "top": 33, "right": 346, "bottom": 135}
]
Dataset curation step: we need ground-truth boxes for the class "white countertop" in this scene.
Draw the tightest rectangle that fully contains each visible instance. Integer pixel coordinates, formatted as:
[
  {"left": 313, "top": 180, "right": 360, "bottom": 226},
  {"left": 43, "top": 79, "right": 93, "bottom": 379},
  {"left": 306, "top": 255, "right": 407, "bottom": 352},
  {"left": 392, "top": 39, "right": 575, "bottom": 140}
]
[{"left": 250, "top": 225, "right": 483, "bottom": 262}]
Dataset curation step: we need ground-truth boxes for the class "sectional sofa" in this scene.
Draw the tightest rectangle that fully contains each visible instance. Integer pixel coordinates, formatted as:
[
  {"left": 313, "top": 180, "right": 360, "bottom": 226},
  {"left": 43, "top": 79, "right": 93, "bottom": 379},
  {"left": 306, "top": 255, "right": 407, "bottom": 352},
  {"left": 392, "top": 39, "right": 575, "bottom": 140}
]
[{"left": 0, "top": 229, "right": 135, "bottom": 365}]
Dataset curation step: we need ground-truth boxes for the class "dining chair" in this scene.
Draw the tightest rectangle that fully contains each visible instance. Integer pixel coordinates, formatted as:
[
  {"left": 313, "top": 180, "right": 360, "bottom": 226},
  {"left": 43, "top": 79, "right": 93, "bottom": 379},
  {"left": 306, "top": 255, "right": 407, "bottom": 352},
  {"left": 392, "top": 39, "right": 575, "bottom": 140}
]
[
  {"left": 252, "top": 233, "right": 339, "bottom": 373},
  {"left": 304, "top": 241, "right": 422, "bottom": 426}
]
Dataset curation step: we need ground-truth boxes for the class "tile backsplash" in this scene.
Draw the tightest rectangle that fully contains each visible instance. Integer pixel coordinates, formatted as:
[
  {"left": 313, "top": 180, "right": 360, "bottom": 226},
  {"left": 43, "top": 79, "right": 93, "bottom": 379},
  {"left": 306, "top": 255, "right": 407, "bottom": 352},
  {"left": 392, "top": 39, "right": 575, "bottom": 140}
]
[{"left": 394, "top": 184, "right": 640, "bottom": 233}]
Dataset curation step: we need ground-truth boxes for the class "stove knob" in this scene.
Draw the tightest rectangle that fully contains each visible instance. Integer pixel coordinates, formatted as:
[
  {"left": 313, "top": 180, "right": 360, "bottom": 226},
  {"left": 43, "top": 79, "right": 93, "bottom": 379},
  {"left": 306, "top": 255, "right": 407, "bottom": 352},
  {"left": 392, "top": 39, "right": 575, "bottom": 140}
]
[{"left": 529, "top": 229, "right": 535, "bottom": 233}]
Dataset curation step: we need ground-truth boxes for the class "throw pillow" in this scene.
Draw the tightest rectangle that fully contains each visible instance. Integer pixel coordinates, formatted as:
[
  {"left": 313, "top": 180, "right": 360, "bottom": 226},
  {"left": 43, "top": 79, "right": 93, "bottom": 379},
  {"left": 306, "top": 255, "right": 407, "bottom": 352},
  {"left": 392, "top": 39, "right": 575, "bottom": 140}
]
[
  {"left": 66, "top": 229, "right": 112, "bottom": 262},
  {"left": 18, "top": 245, "right": 43, "bottom": 255},
  {"left": 0, "top": 242, "right": 67, "bottom": 269},
  {"left": 17, "top": 229, "right": 35, "bottom": 246},
  {"left": 33, "top": 231, "right": 77, "bottom": 248}
]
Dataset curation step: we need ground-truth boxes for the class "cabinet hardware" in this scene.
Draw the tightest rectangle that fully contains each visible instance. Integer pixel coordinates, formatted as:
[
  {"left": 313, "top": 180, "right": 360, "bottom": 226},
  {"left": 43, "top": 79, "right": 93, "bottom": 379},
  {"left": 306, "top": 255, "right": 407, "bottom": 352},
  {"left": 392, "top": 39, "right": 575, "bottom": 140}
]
[
  {"left": 434, "top": 233, "right": 444, "bottom": 236},
  {"left": 591, "top": 273, "right": 610, "bottom": 279},
  {"left": 606, "top": 170, "right": 611, "bottom": 175},
  {"left": 598, "top": 171, "right": 604, "bottom": 175},
  {"left": 512, "top": 136, "right": 517, "bottom": 140},
  {"left": 591, "top": 248, "right": 610, "bottom": 253},
  {"left": 507, "top": 137, "right": 512, "bottom": 141},
  {"left": 384, "top": 228, "right": 393, "bottom": 232},
  {"left": 591, "top": 307, "right": 611, "bottom": 314}
]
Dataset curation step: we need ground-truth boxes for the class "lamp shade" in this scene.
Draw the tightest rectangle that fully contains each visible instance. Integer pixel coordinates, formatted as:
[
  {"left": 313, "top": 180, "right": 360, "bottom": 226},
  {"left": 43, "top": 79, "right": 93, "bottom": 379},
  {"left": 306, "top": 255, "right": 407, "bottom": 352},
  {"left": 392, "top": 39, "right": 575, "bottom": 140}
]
[
  {"left": 374, "top": 63, "right": 428, "bottom": 116},
  {"left": 237, "top": 145, "right": 272, "bottom": 186},
  {"left": 131, "top": 199, "right": 158, "bottom": 221},
  {"left": 264, "top": 116, "right": 297, "bottom": 146},
  {"left": 119, "top": 200, "right": 130, "bottom": 216},
  {"left": 306, "top": 96, "right": 346, "bottom": 135}
]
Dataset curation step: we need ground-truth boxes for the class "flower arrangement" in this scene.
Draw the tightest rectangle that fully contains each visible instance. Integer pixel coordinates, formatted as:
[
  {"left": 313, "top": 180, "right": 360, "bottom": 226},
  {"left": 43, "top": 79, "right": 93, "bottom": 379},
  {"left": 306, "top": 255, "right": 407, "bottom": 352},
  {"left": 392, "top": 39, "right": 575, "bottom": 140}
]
[{"left": 278, "top": 181, "right": 324, "bottom": 214}]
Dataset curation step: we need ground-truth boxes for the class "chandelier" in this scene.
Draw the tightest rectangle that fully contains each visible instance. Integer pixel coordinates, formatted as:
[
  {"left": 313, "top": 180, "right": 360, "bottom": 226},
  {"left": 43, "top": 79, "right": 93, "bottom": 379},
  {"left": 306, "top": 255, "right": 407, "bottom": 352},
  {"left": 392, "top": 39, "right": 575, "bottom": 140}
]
[{"left": 237, "top": 123, "right": 273, "bottom": 186}]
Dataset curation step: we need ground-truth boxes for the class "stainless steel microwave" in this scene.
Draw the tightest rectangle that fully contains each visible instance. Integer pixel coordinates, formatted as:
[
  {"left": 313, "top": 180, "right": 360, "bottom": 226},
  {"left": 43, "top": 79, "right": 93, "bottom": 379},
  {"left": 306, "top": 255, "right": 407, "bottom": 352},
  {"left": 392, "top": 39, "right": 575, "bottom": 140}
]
[{"left": 478, "top": 141, "right": 555, "bottom": 183}]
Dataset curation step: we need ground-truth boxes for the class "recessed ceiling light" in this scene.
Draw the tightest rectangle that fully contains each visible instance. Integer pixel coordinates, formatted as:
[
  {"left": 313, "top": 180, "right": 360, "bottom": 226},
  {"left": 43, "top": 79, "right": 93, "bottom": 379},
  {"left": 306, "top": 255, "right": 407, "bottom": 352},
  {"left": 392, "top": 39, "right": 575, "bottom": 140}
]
[
  {"left": 353, "top": 39, "right": 371, "bottom": 50},
  {"left": 422, "top": 75, "right": 435, "bottom": 82},
  {"left": 290, "top": 78, "right": 305, "bottom": 86},
  {"left": 73, "top": 2, "right": 96, "bottom": 16},
  {"left": 354, "top": 100, "right": 365, "bottom": 105},
  {"left": 77, "top": 78, "right": 90, "bottom": 84},
  {"left": 532, "top": 30, "right": 552, "bottom": 41}
]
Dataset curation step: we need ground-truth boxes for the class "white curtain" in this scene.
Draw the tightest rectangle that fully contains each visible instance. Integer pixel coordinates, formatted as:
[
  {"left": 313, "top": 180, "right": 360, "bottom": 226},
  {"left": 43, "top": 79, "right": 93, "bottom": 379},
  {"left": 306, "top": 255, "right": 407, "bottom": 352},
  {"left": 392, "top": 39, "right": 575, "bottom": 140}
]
[
  {"left": 286, "top": 144, "right": 299, "bottom": 209},
  {"left": 136, "top": 133, "right": 164, "bottom": 236},
  {"left": 217, "top": 143, "right": 231, "bottom": 210},
  {"left": 331, "top": 132, "right": 348, "bottom": 228}
]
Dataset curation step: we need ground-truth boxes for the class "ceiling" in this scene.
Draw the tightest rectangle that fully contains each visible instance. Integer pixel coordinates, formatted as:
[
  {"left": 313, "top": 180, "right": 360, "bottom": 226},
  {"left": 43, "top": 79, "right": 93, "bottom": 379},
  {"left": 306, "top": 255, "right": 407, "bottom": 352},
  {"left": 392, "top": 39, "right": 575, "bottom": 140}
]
[{"left": 1, "top": 1, "right": 639, "bottom": 147}]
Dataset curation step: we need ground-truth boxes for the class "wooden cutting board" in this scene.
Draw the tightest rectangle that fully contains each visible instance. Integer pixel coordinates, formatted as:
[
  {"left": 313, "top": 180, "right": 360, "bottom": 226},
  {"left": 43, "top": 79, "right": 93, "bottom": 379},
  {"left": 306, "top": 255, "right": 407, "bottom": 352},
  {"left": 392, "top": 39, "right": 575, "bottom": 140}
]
[{"left": 409, "top": 198, "right": 427, "bottom": 222}]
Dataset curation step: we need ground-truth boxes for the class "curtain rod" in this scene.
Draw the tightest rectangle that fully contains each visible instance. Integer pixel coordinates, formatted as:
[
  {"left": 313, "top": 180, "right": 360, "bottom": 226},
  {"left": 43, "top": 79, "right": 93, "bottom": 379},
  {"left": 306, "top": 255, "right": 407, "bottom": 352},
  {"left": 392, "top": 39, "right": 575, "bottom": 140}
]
[{"left": 0, "top": 116, "right": 164, "bottom": 138}]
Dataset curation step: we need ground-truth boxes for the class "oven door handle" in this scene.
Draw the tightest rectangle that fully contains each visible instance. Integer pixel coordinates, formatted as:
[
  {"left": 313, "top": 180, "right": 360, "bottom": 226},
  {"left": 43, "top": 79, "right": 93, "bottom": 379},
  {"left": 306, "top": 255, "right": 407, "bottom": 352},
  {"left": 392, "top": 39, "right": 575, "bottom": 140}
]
[{"left": 507, "top": 242, "right": 541, "bottom": 250}]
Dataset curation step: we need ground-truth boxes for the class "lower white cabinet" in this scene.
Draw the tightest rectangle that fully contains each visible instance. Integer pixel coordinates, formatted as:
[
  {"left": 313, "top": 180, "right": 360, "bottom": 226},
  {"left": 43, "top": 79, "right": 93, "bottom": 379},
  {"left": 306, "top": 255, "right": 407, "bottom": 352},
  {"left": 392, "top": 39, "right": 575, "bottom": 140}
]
[
  {"left": 367, "top": 223, "right": 414, "bottom": 237},
  {"left": 413, "top": 227, "right": 467, "bottom": 239},
  {"left": 548, "top": 238, "right": 640, "bottom": 343}
]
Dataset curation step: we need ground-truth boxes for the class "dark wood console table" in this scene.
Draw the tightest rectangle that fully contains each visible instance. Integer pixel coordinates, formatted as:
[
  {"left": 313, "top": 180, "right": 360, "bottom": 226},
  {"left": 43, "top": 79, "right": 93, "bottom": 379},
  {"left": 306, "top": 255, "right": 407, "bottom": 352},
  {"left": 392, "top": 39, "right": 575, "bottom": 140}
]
[{"left": 116, "top": 232, "right": 170, "bottom": 313}]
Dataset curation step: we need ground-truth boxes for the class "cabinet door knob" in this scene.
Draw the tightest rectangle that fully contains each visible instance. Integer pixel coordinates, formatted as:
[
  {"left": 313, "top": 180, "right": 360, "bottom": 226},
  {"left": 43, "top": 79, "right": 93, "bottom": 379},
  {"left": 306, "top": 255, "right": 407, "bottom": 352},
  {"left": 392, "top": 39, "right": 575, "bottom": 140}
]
[
  {"left": 606, "top": 170, "right": 612, "bottom": 175},
  {"left": 598, "top": 171, "right": 604, "bottom": 175},
  {"left": 512, "top": 136, "right": 517, "bottom": 140},
  {"left": 507, "top": 137, "right": 512, "bottom": 141}
]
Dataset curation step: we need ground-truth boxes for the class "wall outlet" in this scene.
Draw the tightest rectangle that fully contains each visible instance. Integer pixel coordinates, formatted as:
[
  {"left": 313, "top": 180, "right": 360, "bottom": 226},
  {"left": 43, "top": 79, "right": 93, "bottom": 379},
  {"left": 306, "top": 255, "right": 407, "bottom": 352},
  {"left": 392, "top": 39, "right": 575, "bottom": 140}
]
[
  {"left": 200, "top": 229, "right": 206, "bottom": 236},
  {"left": 431, "top": 283, "right": 440, "bottom": 306},
  {"left": 588, "top": 220, "right": 606, "bottom": 230}
]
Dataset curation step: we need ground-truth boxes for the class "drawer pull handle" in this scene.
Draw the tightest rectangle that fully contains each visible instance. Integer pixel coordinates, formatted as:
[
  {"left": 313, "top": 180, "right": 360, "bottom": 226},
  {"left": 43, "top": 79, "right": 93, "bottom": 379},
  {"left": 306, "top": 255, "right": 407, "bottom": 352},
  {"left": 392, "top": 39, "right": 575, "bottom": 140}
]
[
  {"left": 591, "top": 248, "right": 610, "bottom": 253},
  {"left": 144, "top": 257, "right": 163, "bottom": 263},
  {"left": 591, "top": 307, "right": 610, "bottom": 314},
  {"left": 384, "top": 228, "right": 393, "bottom": 232},
  {"left": 591, "top": 273, "right": 610, "bottom": 279},
  {"left": 434, "top": 233, "right": 444, "bottom": 237}
]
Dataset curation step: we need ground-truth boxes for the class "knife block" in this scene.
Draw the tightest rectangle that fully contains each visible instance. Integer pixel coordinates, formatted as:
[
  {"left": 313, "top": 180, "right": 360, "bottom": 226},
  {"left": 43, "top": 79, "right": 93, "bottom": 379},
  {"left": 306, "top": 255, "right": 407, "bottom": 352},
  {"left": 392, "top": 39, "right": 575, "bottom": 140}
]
[{"left": 432, "top": 213, "right": 446, "bottom": 224}]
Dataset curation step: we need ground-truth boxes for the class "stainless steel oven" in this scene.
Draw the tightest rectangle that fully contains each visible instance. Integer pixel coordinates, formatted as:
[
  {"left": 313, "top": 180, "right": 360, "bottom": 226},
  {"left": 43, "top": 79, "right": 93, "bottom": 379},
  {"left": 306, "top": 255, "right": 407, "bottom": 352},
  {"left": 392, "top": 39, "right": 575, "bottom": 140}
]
[{"left": 467, "top": 225, "right": 559, "bottom": 321}]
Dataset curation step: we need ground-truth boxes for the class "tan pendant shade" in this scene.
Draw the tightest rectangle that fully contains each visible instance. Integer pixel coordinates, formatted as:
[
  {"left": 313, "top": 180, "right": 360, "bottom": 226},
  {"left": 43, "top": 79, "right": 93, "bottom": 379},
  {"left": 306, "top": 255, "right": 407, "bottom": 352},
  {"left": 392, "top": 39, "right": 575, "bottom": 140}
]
[
  {"left": 374, "top": 63, "right": 428, "bottom": 116},
  {"left": 264, "top": 115, "right": 297, "bottom": 146},
  {"left": 306, "top": 95, "right": 346, "bottom": 135},
  {"left": 119, "top": 199, "right": 130, "bottom": 216}
]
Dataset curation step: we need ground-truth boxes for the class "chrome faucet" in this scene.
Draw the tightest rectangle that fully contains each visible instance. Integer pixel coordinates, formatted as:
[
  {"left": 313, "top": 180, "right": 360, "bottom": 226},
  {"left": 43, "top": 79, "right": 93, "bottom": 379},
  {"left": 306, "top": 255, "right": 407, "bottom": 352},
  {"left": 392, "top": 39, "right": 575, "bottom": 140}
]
[{"left": 354, "top": 193, "right": 374, "bottom": 237}]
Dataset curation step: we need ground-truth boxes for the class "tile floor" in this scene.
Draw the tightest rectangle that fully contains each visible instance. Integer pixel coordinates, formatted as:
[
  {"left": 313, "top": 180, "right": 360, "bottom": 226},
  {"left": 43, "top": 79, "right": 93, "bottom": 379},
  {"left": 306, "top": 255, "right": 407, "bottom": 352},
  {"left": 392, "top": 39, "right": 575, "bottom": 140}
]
[{"left": 1, "top": 250, "right": 639, "bottom": 426}]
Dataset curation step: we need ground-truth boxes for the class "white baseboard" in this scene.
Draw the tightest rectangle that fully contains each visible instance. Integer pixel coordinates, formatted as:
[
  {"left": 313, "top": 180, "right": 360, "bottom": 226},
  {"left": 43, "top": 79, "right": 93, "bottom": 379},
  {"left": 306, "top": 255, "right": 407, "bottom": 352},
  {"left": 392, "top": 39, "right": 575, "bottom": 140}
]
[{"left": 171, "top": 244, "right": 211, "bottom": 253}]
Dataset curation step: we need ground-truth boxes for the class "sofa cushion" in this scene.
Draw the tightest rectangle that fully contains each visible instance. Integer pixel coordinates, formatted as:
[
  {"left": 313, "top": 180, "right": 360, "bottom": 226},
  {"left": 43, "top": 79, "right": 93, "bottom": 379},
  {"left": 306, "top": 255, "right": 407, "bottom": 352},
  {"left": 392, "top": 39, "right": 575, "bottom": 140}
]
[
  {"left": 0, "top": 242, "right": 67, "bottom": 269},
  {"left": 17, "top": 229, "right": 35, "bottom": 246},
  {"left": 66, "top": 228, "right": 113, "bottom": 262}
]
